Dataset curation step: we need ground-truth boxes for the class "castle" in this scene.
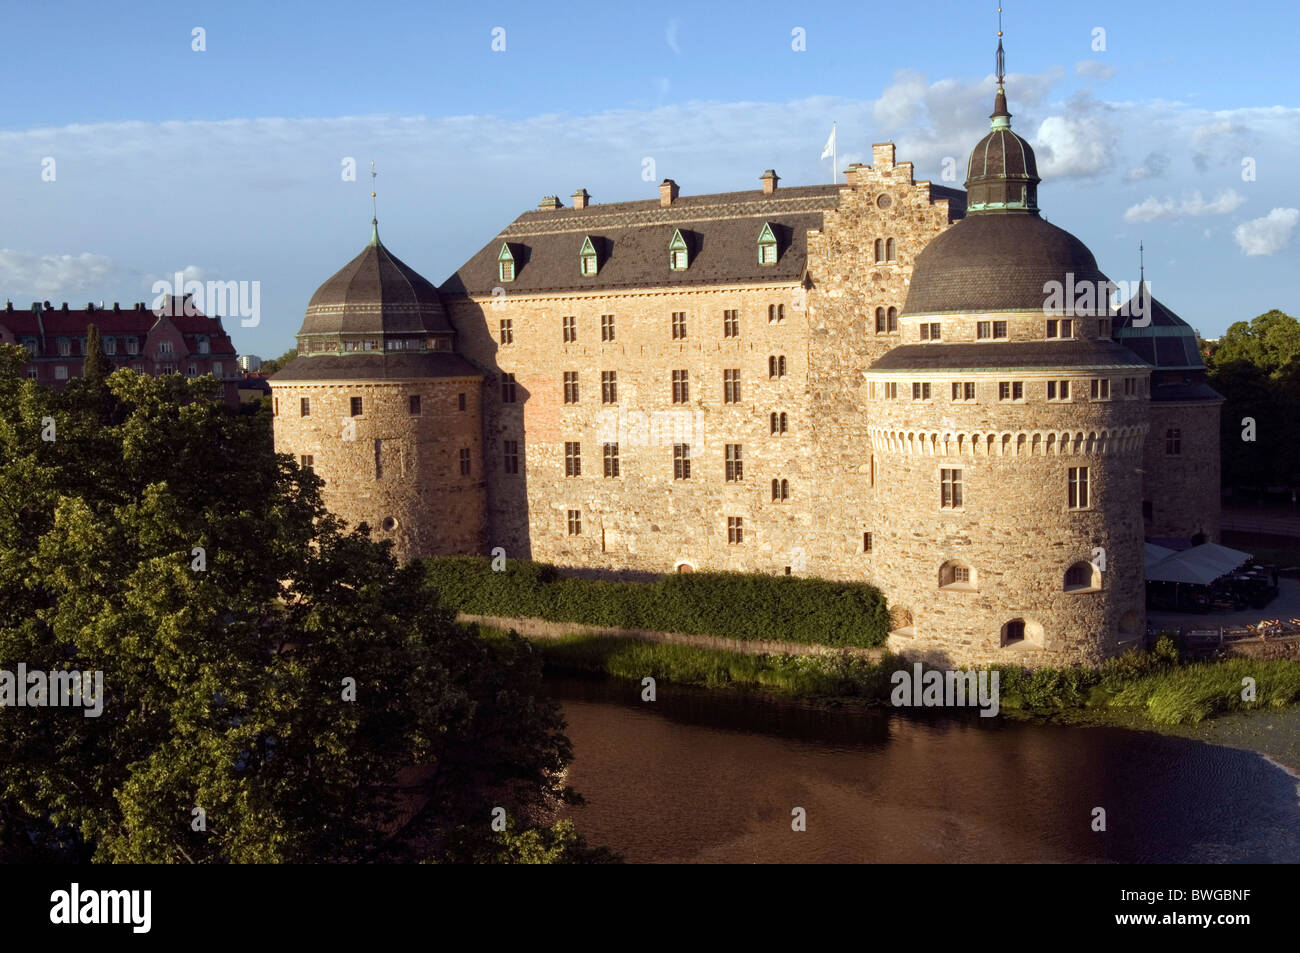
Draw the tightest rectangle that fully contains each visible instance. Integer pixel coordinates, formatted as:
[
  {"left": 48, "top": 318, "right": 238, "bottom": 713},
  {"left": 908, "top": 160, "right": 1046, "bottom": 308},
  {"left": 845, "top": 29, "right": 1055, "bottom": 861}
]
[{"left": 270, "top": 53, "right": 1222, "bottom": 667}]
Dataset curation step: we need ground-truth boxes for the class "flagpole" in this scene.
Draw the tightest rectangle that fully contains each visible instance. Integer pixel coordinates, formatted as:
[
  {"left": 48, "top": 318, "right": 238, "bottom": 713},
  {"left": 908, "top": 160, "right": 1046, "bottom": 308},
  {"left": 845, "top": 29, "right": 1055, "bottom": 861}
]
[{"left": 832, "top": 121, "right": 837, "bottom": 184}]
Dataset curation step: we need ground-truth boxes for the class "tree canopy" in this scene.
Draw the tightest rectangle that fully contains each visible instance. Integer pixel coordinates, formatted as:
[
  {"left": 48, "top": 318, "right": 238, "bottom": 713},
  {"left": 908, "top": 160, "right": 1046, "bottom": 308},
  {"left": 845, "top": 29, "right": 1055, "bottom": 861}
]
[{"left": 0, "top": 348, "right": 614, "bottom": 863}]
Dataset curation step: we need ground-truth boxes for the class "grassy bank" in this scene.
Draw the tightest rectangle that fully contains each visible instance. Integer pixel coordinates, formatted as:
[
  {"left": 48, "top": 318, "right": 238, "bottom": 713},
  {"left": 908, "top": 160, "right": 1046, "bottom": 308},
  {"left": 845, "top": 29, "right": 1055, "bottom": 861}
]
[{"left": 488, "top": 628, "right": 1300, "bottom": 729}]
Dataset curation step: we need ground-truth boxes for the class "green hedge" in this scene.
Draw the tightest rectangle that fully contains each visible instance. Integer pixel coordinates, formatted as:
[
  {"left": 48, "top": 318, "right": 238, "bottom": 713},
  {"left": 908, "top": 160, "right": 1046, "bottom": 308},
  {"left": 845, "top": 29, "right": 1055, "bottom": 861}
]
[{"left": 422, "top": 556, "right": 890, "bottom": 648}]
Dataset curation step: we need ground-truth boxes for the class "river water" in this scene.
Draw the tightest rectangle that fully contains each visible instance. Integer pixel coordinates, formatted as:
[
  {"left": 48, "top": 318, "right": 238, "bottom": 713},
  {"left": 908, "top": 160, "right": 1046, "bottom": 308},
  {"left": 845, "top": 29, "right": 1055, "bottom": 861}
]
[{"left": 548, "top": 676, "right": 1300, "bottom": 863}]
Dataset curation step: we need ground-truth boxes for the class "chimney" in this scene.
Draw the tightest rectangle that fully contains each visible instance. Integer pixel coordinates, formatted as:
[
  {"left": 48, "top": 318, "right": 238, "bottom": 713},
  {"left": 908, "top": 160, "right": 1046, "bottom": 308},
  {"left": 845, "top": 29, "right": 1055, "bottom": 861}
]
[
  {"left": 572, "top": 188, "right": 590, "bottom": 210},
  {"left": 537, "top": 195, "right": 562, "bottom": 211},
  {"left": 760, "top": 169, "right": 779, "bottom": 194},
  {"left": 872, "top": 142, "right": 896, "bottom": 171},
  {"left": 659, "top": 178, "right": 679, "bottom": 207}
]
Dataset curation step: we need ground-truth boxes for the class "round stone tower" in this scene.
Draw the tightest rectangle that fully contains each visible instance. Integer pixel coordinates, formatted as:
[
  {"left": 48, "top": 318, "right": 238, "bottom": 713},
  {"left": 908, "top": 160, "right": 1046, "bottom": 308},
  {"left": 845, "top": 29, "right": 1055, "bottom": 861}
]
[
  {"left": 863, "top": 54, "right": 1149, "bottom": 666},
  {"left": 270, "top": 220, "right": 487, "bottom": 563}
]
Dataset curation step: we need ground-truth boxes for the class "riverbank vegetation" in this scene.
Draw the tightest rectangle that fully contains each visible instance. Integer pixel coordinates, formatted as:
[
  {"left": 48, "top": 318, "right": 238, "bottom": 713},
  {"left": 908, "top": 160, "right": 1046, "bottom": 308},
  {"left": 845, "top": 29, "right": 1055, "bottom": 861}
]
[
  {"left": 425, "top": 556, "right": 889, "bottom": 647},
  {"left": 492, "top": 629, "right": 1300, "bottom": 728}
]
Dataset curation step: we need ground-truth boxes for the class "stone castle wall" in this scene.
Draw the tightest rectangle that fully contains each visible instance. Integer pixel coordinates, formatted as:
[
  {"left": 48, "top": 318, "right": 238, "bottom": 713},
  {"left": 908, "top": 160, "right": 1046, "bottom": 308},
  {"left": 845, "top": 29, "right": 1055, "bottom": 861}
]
[
  {"left": 1143, "top": 400, "right": 1222, "bottom": 542},
  {"left": 271, "top": 377, "right": 487, "bottom": 562}
]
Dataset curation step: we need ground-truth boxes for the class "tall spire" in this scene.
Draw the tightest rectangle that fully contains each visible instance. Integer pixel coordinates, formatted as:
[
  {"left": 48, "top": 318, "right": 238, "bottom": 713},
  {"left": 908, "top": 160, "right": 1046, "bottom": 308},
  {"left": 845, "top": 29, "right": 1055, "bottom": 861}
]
[
  {"left": 369, "top": 160, "right": 380, "bottom": 246},
  {"left": 991, "top": 7, "right": 1010, "bottom": 126},
  {"left": 996, "top": 6, "right": 1005, "bottom": 86}
]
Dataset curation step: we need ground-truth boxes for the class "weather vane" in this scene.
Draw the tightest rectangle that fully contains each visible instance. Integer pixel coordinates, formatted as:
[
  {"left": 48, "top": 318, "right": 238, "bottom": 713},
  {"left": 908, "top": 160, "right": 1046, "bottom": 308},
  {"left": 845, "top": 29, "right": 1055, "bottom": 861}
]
[
  {"left": 370, "top": 160, "right": 378, "bottom": 223},
  {"left": 996, "top": 7, "right": 1005, "bottom": 87}
]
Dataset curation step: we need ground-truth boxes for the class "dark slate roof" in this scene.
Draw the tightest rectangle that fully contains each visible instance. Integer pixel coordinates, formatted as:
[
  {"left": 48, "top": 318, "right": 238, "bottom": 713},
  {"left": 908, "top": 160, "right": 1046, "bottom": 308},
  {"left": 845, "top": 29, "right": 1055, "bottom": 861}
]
[
  {"left": 967, "top": 126, "right": 1038, "bottom": 184},
  {"left": 902, "top": 213, "right": 1109, "bottom": 316},
  {"left": 1151, "top": 380, "right": 1222, "bottom": 402},
  {"left": 0, "top": 298, "right": 237, "bottom": 356},
  {"left": 299, "top": 230, "right": 452, "bottom": 337},
  {"left": 270, "top": 352, "right": 481, "bottom": 382},
  {"left": 440, "top": 185, "right": 848, "bottom": 296},
  {"left": 867, "top": 340, "right": 1152, "bottom": 372},
  {"left": 1113, "top": 294, "right": 1206, "bottom": 370}
]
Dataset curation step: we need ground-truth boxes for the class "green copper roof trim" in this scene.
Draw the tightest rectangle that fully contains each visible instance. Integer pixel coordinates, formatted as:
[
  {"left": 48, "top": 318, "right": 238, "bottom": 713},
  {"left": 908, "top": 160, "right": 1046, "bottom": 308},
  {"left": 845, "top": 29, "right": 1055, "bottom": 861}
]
[
  {"left": 369, "top": 218, "right": 380, "bottom": 247},
  {"left": 497, "top": 242, "right": 515, "bottom": 262}
]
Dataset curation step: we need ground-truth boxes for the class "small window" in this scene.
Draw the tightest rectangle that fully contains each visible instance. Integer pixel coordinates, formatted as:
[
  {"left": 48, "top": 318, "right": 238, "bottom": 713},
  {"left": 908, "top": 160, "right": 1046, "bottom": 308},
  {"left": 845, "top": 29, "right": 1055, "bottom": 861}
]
[
  {"left": 458, "top": 392, "right": 468, "bottom": 411},
  {"left": 727, "top": 516, "right": 744, "bottom": 544},
  {"left": 300, "top": 397, "right": 311, "bottom": 417},
  {"left": 977, "top": 321, "right": 992, "bottom": 339},
  {"left": 563, "top": 315, "right": 576, "bottom": 343},
  {"left": 998, "top": 381, "right": 1024, "bottom": 401},
  {"left": 1165, "top": 428, "right": 1182, "bottom": 455},
  {"left": 672, "top": 370, "right": 689, "bottom": 403},
  {"left": 873, "top": 239, "right": 884, "bottom": 262},
  {"left": 499, "top": 319, "right": 513, "bottom": 345},
  {"left": 564, "top": 441, "right": 581, "bottom": 477},
  {"left": 1046, "top": 319, "right": 1059, "bottom": 339},
  {"left": 601, "top": 371, "right": 617, "bottom": 404},
  {"left": 770, "top": 411, "right": 788, "bottom": 434},
  {"left": 1068, "top": 466, "right": 1090, "bottom": 509},
  {"left": 54, "top": 365, "right": 68, "bottom": 380},
  {"left": 563, "top": 371, "right": 579, "bottom": 404},
  {"left": 273, "top": 397, "right": 279, "bottom": 416},
  {"left": 1001, "top": 619, "right": 1026, "bottom": 646},
  {"left": 887, "top": 308, "right": 898, "bottom": 332},
  {"left": 1097, "top": 318, "right": 1111, "bottom": 339},
  {"left": 409, "top": 394, "right": 421, "bottom": 415},
  {"left": 757, "top": 223, "right": 778, "bottom": 265},
  {"left": 940, "top": 468, "right": 962, "bottom": 508},
  {"left": 672, "top": 311, "right": 687, "bottom": 339},
  {"left": 673, "top": 443, "right": 691, "bottom": 480},
  {"left": 603, "top": 443, "right": 620, "bottom": 477},
  {"left": 876, "top": 307, "right": 887, "bottom": 333},
  {"left": 497, "top": 243, "right": 516, "bottom": 283},
  {"left": 1064, "top": 561, "right": 1098, "bottom": 592},
  {"left": 459, "top": 448, "right": 471, "bottom": 476},
  {"left": 725, "top": 444, "right": 743, "bottom": 482},
  {"left": 768, "top": 355, "right": 787, "bottom": 378},
  {"left": 993, "top": 320, "right": 1007, "bottom": 338},
  {"left": 723, "top": 369, "right": 741, "bottom": 403},
  {"left": 187, "top": 362, "right": 198, "bottom": 377},
  {"left": 912, "top": 382, "right": 931, "bottom": 401},
  {"left": 770, "top": 478, "right": 789, "bottom": 501},
  {"left": 1090, "top": 378, "right": 1111, "bottom": 400},
  {"left": 884, "top": 382, "right": 898, "bottom": 399},
  {"left": 669, "top": 229, "right": 689, "bottom": 271},
  {"left": 300, "top": 454, "right": 313, "bottom": 469},
  {"left": 501, "top": 374, "right": 517, "bottom": 403},
  {"left": 503, "top": 440, "right": 520, "bottom": 474},
  {"left": 940, "top": 561, "right": 974, "bottom": 589},
  {"left": 350, "top": 396, "right": 363, "bottom": 417},
  {"left": 768, "top": 304, "right": 785, "bottom": 324},
  {"left": 104, "top": 337, "right": 117, "bottom": 355},
  {"left": 920, "top": 322, "right": 941, "bottom": 341},
  {"left": 567, "top": 509, "right": 582, "bottom": 536},
  {"left": 863, "top": 531, "right": 873, "bottom": 553},
  {"left": 723, "top": 309, "right": 739, "bottom": 338},
  {"left": 951, "top": 381, "right": 975, "bottom": 402},
  {"left": 1047, "top": 380, "right": 1070, "bottom": 401},
  {"left": 601, "top": 313, "right": 615, "bottom": 341},
  {"left": 580, "top": 236, "right": 599, "bottom": 276}
]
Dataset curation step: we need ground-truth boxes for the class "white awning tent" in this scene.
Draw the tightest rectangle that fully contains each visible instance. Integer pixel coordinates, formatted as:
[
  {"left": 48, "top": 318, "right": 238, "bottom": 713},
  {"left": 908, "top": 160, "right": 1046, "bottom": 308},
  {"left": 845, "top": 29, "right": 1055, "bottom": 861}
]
[
  {"left": 1144, "top": 542, "right": 1252, "bottom": 585},
  {"left": 1144, "top": 542, "right": 1177, "bottom": 570}
]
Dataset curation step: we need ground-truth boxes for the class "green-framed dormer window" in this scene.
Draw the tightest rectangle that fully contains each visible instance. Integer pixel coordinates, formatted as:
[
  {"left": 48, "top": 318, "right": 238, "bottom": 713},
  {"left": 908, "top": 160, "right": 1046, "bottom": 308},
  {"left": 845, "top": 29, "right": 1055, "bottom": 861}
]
[
  {"left": 669, "top": 229, "right": 689, "bottom": 271},
  {"left": 497, "top": 243, "right": 516, "bottom": 283},
  {"left": 757, "top": 222, "right": 778, "bottom": 265},
  {"left": 580, "top": 236, "right": 599, "bottom": 277}
]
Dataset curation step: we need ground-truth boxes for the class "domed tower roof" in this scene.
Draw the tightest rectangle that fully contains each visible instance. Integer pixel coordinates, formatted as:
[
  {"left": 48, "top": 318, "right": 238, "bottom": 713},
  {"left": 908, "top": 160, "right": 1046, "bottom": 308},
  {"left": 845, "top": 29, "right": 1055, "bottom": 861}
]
[
  {"left": 298, "top": 220, "right": 453, "bottom": 338},
  {"left": 966, "top": 87, "right": 1041, "bottom": 214}
]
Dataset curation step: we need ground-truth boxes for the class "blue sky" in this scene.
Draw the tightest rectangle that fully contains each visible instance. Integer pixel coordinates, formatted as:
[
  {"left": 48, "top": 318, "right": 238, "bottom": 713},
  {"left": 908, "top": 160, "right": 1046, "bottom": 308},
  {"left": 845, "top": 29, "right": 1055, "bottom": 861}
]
[{"left": 2, "top": 0, "right": 1298, "bottom": 356}]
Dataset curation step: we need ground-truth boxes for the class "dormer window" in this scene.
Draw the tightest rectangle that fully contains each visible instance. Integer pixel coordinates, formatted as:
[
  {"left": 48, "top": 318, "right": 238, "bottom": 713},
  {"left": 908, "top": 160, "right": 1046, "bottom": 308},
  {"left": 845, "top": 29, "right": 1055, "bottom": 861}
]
[
  {"left": 497, "top": 242, "right": 516, "bottom": 283},
  {"left": 669, "top": 229, "right": 689, "bottom": 271},
  {"left": 757, "top": 223, "right": 778, "bottom": 265},
  {"left": 580, "top": 236, "right": 599, "bottom": 276}
]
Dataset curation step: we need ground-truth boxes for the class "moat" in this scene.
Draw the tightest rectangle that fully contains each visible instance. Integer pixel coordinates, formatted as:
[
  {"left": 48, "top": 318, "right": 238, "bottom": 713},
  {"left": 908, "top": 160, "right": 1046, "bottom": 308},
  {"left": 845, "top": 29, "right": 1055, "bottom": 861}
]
[{"left": 548, "top": 676, "right": 1300, "bottom": 863}]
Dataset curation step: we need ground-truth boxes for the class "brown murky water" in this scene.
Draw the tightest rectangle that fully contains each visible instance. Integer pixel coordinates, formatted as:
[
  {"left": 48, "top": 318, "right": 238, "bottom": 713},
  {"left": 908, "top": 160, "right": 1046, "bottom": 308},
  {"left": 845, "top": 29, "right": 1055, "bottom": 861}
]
[{"left": 549, "top": 677, "right": 1300, "bottom": 863}]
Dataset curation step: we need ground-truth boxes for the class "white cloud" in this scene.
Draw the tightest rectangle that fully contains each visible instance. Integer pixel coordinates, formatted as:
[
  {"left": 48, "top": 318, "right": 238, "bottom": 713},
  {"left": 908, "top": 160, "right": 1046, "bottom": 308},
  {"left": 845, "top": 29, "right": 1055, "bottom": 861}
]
[
  {"left": 0, "top": 250, "right": 117, "bottom": 301},
  {"left": 1234, "top": 207, "right": 1299, "bottom": 255},
  {"left": 665, "top": 18, "right": 681, "bottom": 56},
  {"left": 1125, "top": 151, "right": 1169, "bottom": 181},
  {"left": 1123, "top": 189, "right": 1245, "bottom": 222},
  {"left": 1075, "top": 60, "right": 1116, "bottom": 81},
  {"left": 1035, "top": 114, "right": 1112, "bottom": 177}
]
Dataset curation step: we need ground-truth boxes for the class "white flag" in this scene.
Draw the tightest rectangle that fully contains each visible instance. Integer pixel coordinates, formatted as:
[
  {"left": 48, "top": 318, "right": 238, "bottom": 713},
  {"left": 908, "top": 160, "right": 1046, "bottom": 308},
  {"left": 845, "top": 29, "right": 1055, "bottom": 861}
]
[{"left": 820, "top": 124, "right": 836, "bottom": 160}]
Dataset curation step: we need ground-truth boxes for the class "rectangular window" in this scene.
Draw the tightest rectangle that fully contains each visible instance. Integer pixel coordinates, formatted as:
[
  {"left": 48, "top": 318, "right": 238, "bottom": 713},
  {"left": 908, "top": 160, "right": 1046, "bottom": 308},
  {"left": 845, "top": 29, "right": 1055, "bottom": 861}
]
[
  {"left": 126, "top": 338, "right": 138, "bottom": 355},
  {"left": 723, "top": 369, "right": 741, "bottom": 403},
  {"left": 725, "top": 444, "right": 743, "bottom": 482},
  {"left": 187, "top": 362, "right": 198, "bottom": 377},
  {"left": 503, "top": 439, "right": 520, "bottom": 474},
  {"left": 273, "top": 397, "right": 279, "bottom": 416},
  {"left": 1165, "top": 428, "right": 1182, "bottom": 455},
  {"left": 672, "top": 370, "right": 689, "bottom": 403},
  {"left": 104, "top": 337, "right": 117, "bottom": 355},
  {"left": 884, "top": 382, "right": 898, "bottom": 399},
  {"left": 601, "top": 314, "right": 615, "bottom": 341},
  {"left": 672, "top": 311, "right": 687, "bottom": 339},
  {"left": 1068, "top": 466, "right": 1090, "bottom": 509},
  {"left": 1098, "top": 318, "right": 1112, "bottom": 339},
  {"left": 1061, "top": 319, "right": 1073, "bottom": 338},
  {"left": 375, "top": 439, "right": 383, "bottom": 479},
  {"left": 940, "top": 468, "right": 963, "bottom": 509},
  {"left": 409, "top": 394, "right": 421, "bottom": 415},
  {"left": 863, "top": 531, "right": 873, "bottom": 553},
  {"left": 564, "top": 442, "right": 581, "bottom": 477},
  {"left": 673, "top": 443, "right": 691, "bottom": 480},
  {"left": 567, "top": 510, "right": 582, "bottom": 536},
  {"left": 998, "top": 381, "right": 1024, "bottom": 401},
  {"left": 459, "top": 448, "right": 471, "bottom": 476},
  {"left": 723, "top": 309, "right": 739, "bottom": 338},
  {"left": 768, "top": 304, "right": 785, "bottom": 324},
  {"left": 213, "top": 361, "right": 223, "bottom": 378},
  {"left": 1124, "top": 377, "right": 1136, "bottom": 396},
  {"left": 563, "top": 315, "right": 576, "bottom": 343},
  {"left": 912, "top": 382, "right": 931, "bottom": 401},
  {"left": 993, "top": 320, "right": 1007, "bottom": 338},
  {"left": 459, "top": 392, "right": 468, "bottom": 411},
  {"left": 977, "top": 321, "right": 991, "bottom": 339},
  {"left": 1090, "top": 378, "right": 1111, "bottom": 400},
  {"left": 603, "top": 442, "right": 620, "bottom": 477},
  {"left": 920, "top": 322, "right": 941, "bottom": 341},
  {"left": 1047, "top": 380, "right": 1070, "bottom": 401},
  {"left": 501, "top": 374, "right": 517, "bottom": 403},
  {"left": 563, "top": 371, "right": 579, "bottom": 404},
  {"left": 159, "top": 340, "right": 173, "bottom": 354},
  {"left": 300, "top": 454, "right": 313, "bottom": 469},
  {"left": 1046, "top": 319, "right": 1059, "bottom": 339},
  {"left": 601, "top": 371, "right": 617, "bottom": 404},
  {"left": 350, "top": 396, "right": 363, "bottom": 416},
  {"left": 951, "top": 381, "right": 975, "bottom": 401},
  {"left": 727, "top": 516, "right": 744, "bottom": 544},
  {"left": 300, "top": 397, "right": 311, "bottom": 417},
  {"left": 499, "top": 319, "right": 513, "bottom": 345},
  {"left": 54, "top": 365, "right": 68, "bottom": 380}
]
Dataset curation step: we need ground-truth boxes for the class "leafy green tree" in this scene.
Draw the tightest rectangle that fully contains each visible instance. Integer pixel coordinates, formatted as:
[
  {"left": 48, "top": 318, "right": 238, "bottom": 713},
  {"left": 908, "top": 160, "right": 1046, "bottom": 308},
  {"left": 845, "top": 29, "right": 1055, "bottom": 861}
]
[
  {"left": 1209, "top": 310, "right": 1300, "bottom": 375},
  {"left": 258, "top": 347, "right": 298, "bottom": 376},
  {"left": 0, "top": 345, "right": 604, "bottom": 863},
  {"left": 82, "top": 324, "right": 110, "bottom": 383}
]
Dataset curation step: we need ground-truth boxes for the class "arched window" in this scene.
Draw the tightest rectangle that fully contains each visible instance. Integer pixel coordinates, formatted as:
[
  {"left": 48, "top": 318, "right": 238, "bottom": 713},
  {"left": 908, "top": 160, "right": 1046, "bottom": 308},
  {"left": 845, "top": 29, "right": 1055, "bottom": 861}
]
[
  {"left": 771, "top": 478, "right": 790, "bottom": 501},
  {"left": 939, "top": 560, "right": 976, "bottom": 590},
  {"left": 875, "top": 307, "right": 886, "bottom": 332},
  {"left": 874, "top": 239, "right": 884, "bottom": 262},
  {"left": 778, "top": 355, "right": 787, "bottom": 376},
  {"left": 887, "top": 307, "right": 898, "bottom": 332},
  {"left": 779, "top": 412, "right": 788, "bottom": 433},
  {"left": 1001, "top": 619, "right": 1026, "bottom": 645},
  {"left": 1064, "top": 560, "right": 1100, "bottom": 592},
  {"left": 768, "top": 355, "right": 777, "bottom": 377},
  {"left": 886, "top": 238, "right": 897, "bottom": 261},
  {"left": 769, "top": 411, "right": 788, "bottom": 434}
]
